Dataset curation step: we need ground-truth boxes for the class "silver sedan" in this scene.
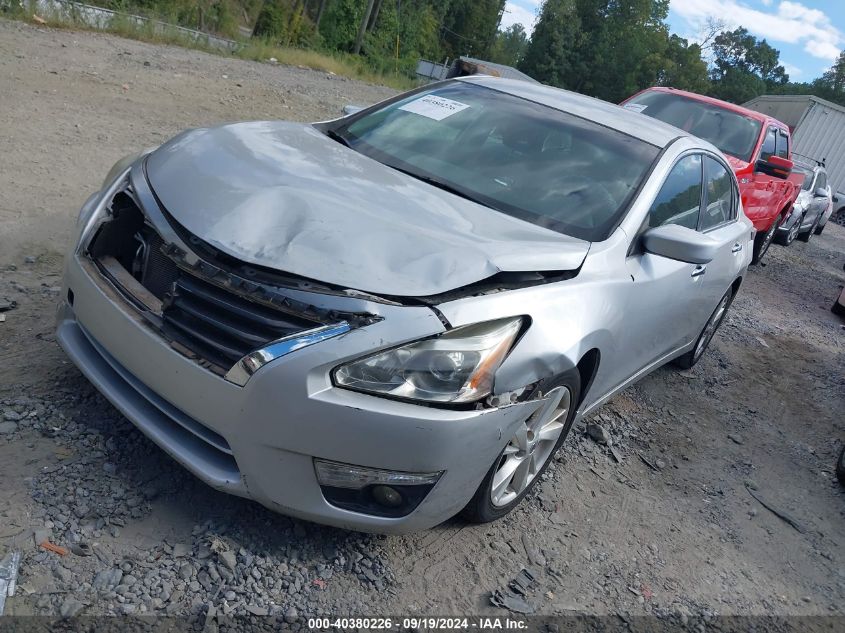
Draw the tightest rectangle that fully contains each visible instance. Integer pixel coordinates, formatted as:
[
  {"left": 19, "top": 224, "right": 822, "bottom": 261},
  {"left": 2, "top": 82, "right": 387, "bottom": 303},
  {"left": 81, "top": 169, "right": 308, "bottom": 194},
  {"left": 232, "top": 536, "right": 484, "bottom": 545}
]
[{"left": 57, "top": 77, "right": 752, "bottom": 532}]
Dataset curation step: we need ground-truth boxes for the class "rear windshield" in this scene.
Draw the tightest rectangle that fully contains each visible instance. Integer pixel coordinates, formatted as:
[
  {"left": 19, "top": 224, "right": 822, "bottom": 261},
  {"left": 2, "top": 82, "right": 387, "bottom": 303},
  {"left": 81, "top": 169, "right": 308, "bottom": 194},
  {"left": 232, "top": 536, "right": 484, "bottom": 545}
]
[
  {"left": 333, "top": 81, "right": 660, "bottom": 242},
  {"left": 624, "top": 91, "right": 762, "bottom": 163}
]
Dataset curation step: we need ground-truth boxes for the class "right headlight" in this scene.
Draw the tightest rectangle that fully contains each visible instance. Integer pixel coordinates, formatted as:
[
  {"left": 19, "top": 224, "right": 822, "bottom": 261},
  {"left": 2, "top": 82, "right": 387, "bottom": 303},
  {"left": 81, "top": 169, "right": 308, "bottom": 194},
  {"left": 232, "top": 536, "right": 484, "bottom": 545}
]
[{"left": 333, "top": 317, "right": 524, "bottom": 404}]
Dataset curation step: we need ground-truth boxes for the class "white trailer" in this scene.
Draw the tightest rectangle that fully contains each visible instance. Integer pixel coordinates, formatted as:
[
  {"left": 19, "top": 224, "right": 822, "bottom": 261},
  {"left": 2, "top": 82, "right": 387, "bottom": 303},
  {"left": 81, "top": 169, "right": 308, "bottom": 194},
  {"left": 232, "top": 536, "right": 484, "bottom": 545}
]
[{"left": 744, "top": 95, "right": 845, "bottom": 215}]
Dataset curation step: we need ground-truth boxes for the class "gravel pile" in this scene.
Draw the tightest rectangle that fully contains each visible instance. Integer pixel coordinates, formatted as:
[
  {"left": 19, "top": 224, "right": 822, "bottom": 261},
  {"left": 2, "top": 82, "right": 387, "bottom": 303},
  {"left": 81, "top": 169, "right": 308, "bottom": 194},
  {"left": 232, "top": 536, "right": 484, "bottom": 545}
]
[{"left": 2, "top": 385, "right": 394, "bottom": 619}]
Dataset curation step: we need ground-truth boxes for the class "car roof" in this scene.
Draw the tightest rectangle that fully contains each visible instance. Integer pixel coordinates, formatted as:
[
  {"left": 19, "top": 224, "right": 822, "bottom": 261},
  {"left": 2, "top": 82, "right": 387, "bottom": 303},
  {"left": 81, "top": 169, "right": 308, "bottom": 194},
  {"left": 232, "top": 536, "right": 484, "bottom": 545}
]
[
  {"left": 636, "top": 87, "right": 790, "bottom": 131},
  {"left": 457, "top": 76, "right": 691, "bottom": 148}
]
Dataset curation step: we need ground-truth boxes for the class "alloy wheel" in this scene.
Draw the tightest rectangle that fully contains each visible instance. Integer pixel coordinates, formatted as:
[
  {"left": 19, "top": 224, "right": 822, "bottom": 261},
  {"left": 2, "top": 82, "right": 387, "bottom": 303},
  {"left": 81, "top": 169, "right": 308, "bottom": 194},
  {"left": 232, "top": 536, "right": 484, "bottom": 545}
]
[
  {"left": 694, "top": 293, "right": 730, "bottom": 361},
  {"left": 490, "top": 386, "right": 571, "bottom": 507}
]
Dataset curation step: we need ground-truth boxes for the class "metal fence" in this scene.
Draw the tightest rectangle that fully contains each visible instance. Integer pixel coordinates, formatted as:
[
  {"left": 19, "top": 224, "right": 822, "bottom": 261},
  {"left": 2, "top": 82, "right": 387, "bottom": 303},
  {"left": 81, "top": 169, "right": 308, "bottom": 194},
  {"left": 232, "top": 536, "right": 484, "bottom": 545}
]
[
  {"left": 416, "top": 59, "right": 449, "bottom": 82},
  {"left": 25, "top": 0, "right": 240, "bottom": 51}
]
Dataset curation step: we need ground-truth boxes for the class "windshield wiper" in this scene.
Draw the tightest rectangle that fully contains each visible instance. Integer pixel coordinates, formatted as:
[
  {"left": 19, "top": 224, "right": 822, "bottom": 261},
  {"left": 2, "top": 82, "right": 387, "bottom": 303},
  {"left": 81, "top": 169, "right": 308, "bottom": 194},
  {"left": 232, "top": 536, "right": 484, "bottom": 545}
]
[
  {"left": 388, "top": 164, "right": 487, "bottom": 206},
  {"left": 325, "top": 129, "right": 351, "bottom": 147}
]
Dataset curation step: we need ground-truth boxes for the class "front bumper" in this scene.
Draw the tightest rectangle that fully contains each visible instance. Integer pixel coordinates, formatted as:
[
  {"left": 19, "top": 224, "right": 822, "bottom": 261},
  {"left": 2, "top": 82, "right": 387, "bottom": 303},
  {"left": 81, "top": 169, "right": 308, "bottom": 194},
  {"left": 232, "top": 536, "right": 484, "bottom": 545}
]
[{"left": 55, "top": 254, "right": 542, "bottom": 533}]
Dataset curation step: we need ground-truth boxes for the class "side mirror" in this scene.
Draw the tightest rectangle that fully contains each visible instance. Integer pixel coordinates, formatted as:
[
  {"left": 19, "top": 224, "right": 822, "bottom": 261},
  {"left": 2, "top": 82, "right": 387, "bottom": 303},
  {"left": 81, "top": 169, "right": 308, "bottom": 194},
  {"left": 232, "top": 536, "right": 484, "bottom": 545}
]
[
  {"left": 342, "top": 104, "right": 365, "bottom": 116},
  {"left": 642, "top": 224, "right": 719, "bottom": 265},
  {"left": 814, "top": 187, "right": 828, "bottom": 198},
  {"left": 755, "top": 155, "right": 793, "bottom": 180}
]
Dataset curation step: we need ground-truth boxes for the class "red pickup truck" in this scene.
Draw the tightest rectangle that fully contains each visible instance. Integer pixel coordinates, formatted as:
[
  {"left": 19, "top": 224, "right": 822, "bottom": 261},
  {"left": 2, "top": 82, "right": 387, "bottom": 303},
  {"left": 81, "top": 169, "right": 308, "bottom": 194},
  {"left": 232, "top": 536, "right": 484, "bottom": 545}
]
[{"left": 621, "top": 87, "right": 803, "bottom": 264}]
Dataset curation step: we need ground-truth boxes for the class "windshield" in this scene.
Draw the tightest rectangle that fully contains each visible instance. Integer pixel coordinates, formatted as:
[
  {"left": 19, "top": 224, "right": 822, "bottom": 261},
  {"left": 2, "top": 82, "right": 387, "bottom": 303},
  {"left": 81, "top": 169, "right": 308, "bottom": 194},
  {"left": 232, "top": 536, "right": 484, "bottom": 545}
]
[
  {"left": 333, "top": 82, "right": 660, "bottom": 241},
  {"left": 624, "top": 91, "right": 762, "bottom": 163},
  {"left": 796, "top": 167, "right": 815, "bottom": 191}
]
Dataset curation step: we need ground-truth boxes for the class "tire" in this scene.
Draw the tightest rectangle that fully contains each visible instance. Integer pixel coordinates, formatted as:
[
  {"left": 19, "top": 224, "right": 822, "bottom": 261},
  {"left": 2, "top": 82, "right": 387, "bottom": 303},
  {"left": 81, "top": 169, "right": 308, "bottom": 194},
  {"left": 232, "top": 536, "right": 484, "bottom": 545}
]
[
  {"left": 838, "top": 445, "right": 845, "bottom": 486},
  {"left": 797, "top": 213, "right": 820, "bottom": 242},
  {"left": 814, "top": 221, "right": 826, "bottom": 236},
  {"left": 461, "top": 370, "right": 581, "bottom": 523},
  {"left": 674, "top": 287, "right": 733, "bottom": 369},
  {"left": 775, "top": 214, "right": 802, "bottom": 246},
  {"left": 751, "top": 214, "right": 781, "bottom": 264}
]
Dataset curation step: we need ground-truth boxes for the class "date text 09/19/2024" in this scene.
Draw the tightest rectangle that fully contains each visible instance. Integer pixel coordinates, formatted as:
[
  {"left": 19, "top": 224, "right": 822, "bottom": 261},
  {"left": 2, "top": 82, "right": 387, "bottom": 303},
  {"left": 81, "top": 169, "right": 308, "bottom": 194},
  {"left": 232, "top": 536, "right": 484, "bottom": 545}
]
[{"left": 307, "top": 617, "right": 529, "bottom": 630}]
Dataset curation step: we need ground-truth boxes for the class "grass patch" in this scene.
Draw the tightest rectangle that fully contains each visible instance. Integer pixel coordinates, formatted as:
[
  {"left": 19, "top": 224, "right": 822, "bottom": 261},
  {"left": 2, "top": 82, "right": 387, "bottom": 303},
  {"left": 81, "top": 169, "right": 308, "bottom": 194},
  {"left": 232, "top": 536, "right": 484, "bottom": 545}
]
[{"left": 2, "top": 1, "right": 414, "bottom": 90}]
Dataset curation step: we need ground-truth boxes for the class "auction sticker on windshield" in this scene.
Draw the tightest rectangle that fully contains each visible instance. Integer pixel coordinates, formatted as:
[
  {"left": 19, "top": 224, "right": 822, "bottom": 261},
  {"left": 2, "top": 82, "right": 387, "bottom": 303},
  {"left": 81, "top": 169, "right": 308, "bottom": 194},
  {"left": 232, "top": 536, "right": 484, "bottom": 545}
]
[
  {"left": 399, "top": 95, "right": 470, "bottom": 121},
  {"left": 622, "top": 103, "right": 648, "bottom": 113}
]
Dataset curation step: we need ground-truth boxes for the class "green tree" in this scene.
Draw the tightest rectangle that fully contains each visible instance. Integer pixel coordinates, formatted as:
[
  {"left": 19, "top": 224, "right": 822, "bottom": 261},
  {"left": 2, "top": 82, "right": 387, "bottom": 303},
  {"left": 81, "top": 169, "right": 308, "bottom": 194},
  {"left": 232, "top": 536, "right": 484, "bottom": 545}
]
[
  {"left": 521, "top": 0, "right": 680, "bottom": 103},
  {"left": 489, "top": 23, "right": 529, "bottom": 67},
  {"left": 820, "top": 50, "right": 845, "bottom": 94},
  {"left": 709, "top": 27, "right": 788, "bottom": 103},
  {"left": 659, "top": 35, "right": 710, "bottom": 93},
  {"left": 518, "top": 0, "right": 581, "bottom": 88},
  {"left": 441, "top": 0, "right": 506, "bottom": 59}
]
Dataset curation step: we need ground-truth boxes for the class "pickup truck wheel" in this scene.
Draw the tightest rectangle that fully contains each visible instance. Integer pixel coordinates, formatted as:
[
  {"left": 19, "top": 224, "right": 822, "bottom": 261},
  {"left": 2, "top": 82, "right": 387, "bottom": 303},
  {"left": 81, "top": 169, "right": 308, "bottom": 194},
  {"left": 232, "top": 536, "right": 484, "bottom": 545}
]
[
  {"left": 776, "top": 213, "right": 802, "bottom": 246},
  {"left": 752, "top": 214, "right": 780, "bottom": 264},
  {"left": 461, "top": 370, "right": 580, "bottom": 523},
  {"left": 797, "top": 213, "right": 820, "bottom": 242},
  {"left": 674, "top": 288, "right": 732, "bottom": 369}
]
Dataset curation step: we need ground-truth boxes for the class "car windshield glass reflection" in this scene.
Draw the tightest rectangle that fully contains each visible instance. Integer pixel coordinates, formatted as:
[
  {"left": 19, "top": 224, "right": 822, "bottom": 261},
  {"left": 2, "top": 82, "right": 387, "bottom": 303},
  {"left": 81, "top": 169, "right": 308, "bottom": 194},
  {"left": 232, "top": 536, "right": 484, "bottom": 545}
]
[
  {"left": 626, "top": 91, "right": 762, "bottom": 163},
  {"left": 336, "top": 82, "right": 660, "bottom": 242}
]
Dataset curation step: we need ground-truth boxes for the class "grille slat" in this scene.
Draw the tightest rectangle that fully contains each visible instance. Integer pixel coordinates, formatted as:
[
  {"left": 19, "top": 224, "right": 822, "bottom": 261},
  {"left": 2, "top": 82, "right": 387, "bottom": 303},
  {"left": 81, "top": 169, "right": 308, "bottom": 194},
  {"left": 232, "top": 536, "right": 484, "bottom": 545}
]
[
  {"left": 161, "top": 274, "right": 322, "bottom": 370},
  {"left": 162, "top": 312, "right": 248, "bottom": 367},
  {"left": 171, "top": 295, "right": 272, "bottom": 347},
  {"left": 175, "top": 275, "right": 312, "bottom": 331}
]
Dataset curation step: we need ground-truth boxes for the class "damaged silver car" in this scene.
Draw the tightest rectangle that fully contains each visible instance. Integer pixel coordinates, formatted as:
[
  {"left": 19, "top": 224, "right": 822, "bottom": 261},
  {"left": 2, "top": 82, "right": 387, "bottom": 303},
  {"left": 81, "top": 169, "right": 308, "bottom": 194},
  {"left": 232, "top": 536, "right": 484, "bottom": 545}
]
[{"left": 57, "top": 77, "right": 751, "bottom": 532}]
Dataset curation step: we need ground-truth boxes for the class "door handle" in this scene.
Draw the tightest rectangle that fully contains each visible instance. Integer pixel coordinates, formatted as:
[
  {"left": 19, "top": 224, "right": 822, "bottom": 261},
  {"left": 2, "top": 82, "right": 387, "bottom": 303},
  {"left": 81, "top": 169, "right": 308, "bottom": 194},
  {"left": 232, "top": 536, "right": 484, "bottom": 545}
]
[
  {"left": 691, "top": 265, "right": 707, "bottom": 278},
  {"left": 731, "top": 243, "right": 742, "bottom": 253}
]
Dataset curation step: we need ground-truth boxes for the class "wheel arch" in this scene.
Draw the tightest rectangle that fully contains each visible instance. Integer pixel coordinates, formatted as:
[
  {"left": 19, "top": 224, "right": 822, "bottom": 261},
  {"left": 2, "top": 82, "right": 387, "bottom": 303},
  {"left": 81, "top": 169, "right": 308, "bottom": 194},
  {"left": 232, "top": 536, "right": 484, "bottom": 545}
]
[{"left": 575, "top": 348, "right": 600, "bottom": 412}]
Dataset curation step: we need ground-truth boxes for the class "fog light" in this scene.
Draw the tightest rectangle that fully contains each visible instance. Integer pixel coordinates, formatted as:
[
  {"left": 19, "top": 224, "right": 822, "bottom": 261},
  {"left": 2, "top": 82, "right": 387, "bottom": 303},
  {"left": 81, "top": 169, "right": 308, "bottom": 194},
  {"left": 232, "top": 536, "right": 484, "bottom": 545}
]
[
  {"left": 314, "top": 459, "right": 442, "bottom": 518},
  {"left": 314, "top": 459, "right": 441, "bottom": 489},
  {"left": 371, "top": 485, "right": 403, "bottom": 508}
]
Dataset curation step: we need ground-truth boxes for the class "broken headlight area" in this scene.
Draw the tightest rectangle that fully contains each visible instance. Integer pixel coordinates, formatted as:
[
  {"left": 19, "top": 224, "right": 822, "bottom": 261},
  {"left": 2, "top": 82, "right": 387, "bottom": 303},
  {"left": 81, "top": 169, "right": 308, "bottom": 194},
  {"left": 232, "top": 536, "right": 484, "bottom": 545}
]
[
  {"left": 314, "top": 459, "right": 442, "bottom": 518},
  {"left": 80, "top": 184, "right": 372, "bottom": 379},
  {"left": 333, "top": 317, "right": 524, "bottom": 404}
]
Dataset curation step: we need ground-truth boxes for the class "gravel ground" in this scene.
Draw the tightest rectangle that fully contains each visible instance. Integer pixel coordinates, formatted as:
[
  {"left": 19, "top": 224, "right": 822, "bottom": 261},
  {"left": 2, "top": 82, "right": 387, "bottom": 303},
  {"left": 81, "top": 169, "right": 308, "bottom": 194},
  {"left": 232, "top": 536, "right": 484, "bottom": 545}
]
[{"left": 1, "top": 18, "right": 845, "bottom": 626}]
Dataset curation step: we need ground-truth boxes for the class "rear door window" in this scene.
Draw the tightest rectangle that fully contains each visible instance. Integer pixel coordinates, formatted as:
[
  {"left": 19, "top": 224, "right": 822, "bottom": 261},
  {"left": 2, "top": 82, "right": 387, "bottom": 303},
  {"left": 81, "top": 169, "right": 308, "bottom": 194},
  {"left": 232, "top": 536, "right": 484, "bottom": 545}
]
[
  {"left": 759, "top": 128, "right": 777, "bottom": 162},
  {"left": 648, "top": 154, "right": 702, "bottom": 230},
  {"left": 817, "top": 171, "right": 827, "bottom": 190},
  {"left": 776, "top": 130, "right": 789, "bottom": 159}
]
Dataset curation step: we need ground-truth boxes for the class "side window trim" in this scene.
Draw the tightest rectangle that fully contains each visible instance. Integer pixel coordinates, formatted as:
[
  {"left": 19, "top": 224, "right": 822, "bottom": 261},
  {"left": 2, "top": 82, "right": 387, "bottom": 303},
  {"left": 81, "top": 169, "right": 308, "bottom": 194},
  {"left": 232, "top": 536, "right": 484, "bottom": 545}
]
[
  {"left": 776, "top": 129, "right": 790, "bottom": 159},
  {"left": 699, "top": 151, "right": 739, "bottom": 233},
  {"left": 759, "top": 126, "right": 777, "bottom": 162}
]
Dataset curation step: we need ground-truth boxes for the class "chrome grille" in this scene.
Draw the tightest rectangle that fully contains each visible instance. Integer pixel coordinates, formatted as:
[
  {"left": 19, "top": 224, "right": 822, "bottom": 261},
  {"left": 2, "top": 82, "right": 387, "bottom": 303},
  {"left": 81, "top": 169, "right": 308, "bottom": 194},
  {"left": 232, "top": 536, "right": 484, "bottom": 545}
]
[{"left": 161, "top": 274, "right": 322, "bottom": 369}]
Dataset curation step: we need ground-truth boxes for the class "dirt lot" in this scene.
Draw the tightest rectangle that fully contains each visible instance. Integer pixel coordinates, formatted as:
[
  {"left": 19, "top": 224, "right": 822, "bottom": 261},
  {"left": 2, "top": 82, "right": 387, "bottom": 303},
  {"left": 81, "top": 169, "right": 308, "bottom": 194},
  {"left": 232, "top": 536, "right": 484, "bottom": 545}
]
[{"left": 1, "top": 18, "right": 845, "bottom": 625}]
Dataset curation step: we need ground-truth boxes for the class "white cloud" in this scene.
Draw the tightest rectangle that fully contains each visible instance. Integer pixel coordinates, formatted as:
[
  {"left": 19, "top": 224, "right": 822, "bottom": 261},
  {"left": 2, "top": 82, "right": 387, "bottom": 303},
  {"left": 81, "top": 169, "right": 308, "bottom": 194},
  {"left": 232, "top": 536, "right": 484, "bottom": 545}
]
[
  {"left": 781, "top": 60, "right": 803, "bottom": 77},
  {"left": 761, "top": 0, "right": 773, "bottom": 6},
  {"left": 671, "top": 0, "right": 843, "bottom": 60},
  {"left": 501, "top": 1, "right": 540, "bottom": 32}
]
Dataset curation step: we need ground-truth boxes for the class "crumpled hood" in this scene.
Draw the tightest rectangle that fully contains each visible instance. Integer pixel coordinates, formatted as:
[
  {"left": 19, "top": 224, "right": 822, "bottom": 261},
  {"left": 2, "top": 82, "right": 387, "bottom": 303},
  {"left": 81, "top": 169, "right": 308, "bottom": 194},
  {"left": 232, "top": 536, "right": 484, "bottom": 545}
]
[{"left": 145, "top": 122, "right": 590, "bottom": 297}]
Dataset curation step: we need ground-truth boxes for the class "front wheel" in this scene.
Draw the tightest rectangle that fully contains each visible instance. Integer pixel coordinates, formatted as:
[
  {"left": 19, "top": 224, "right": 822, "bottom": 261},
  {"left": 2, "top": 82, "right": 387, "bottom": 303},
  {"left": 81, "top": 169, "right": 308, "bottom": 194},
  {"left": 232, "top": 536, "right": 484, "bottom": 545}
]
[
  {"left": 775, "top": 213, "right": 802, "bottom": 246},
  {"left": 675, "top": 288, "right": 733, "bottom": 369},
  {"left": 752, "top": 214, "right": 781, "bottom": 264},
  {"left": 461, "top": 371, "right": 581, "bottom": 523},
  {"left": 798, "top": 213, "right": 820, "bottom": 242}
]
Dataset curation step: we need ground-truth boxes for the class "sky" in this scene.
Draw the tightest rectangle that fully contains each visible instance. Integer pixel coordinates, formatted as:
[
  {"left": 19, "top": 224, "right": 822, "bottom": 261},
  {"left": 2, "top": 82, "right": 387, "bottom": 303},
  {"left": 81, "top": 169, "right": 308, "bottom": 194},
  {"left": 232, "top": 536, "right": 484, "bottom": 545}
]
[{"left": 500, "top": 0, "right": 844, "bottom": 81}]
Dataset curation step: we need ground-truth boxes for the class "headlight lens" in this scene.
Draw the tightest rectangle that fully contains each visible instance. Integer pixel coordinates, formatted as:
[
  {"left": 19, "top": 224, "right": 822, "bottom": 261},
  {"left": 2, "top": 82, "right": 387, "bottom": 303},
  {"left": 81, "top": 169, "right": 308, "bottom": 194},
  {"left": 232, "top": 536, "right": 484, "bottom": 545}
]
[{"left": 333, "top": 317, "right": 523, "bottom": 403}]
